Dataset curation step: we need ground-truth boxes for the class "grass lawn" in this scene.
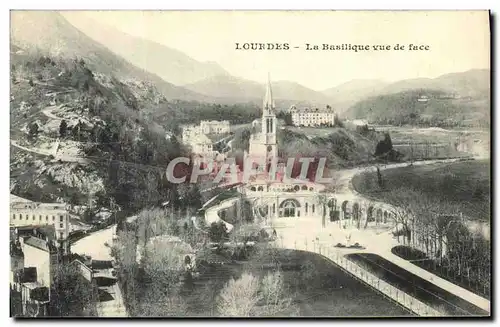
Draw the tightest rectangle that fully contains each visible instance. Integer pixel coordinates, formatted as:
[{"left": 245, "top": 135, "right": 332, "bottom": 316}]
[
  {"left": 184, "top": 248, "right": 412, "bottom": 317},
  {"left": 352, "top": 159, "right": 491, "bottom": 221}
]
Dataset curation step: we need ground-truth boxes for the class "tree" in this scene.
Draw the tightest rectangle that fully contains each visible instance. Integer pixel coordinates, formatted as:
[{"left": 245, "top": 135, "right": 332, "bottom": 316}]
[
  {"left": 217, "top": 272, "right": 260, "bottom": 317},
  {"left": 375, "top": 133, "right": 394, "bottom": 160},
  {"left": 217, "top": 271, "right": 294, "bottom": 317},
  {"left": 316, "top": 194, "right": 328, "bottom": 228},
  {"left": 28, "top": 122, "right": 39, "bottom": 139},
  {"left": 59, "top": 120, "right": 68, "bottom": 138},
  {"left": 49, "top": 264, "right": 98, "bottom": 316},
  {"left": 384, "top": 188, "right": 419, "bottom": 244},
  {"left": 258, "top": 271, "right": 293, "bottom": 316},
  {"left": 209, "top": 221, "right": 228, "bottom": 243},
  {"left": 142, "top": 236, "right": 189, "bottom": 287},
  {"left": 376, "top": 165, "right": 384, "bottom": 188}
]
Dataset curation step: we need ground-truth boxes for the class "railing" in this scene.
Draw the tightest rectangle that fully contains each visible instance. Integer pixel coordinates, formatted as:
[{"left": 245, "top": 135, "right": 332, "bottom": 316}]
[{"left": 278, "top": 237, "right": 443, "bottom": 317}]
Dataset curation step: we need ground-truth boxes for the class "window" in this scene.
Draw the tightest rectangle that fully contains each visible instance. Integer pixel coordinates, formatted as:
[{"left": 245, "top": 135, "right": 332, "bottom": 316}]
[
  {"left": 32, "top": 215, "right": 35, "bottom": 221},
  {"left": 12, "top": 214, "right": 16, "bottom": 220},
  {"left": 280, "top": 199, "right": 300, "bottom": 218},
  {"left": 52, "top": 216, "right": 55, "bottom": 221},
  {"left": 46, "top": 215, "right": 48, "bottom": 221},
  {"left": 19, "top": 214, "right": 23, "bottom": 220},
  {"left": 59, "top": 223, "right": 64, "bottom": 228},
  {"left": 312, "top": 204, "right": 315, "bottom": 213},
  {"left": 59, "top": 232, "right": 64, "bottom": 239},
  {"left": 59, "top": 215, "right": 64, "bottom": 222},
  {"left": 39, "top": 215, "right": 42, "bottom": 221}
]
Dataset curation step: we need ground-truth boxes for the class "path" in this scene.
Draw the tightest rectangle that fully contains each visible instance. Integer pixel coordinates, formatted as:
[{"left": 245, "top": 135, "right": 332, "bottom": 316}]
[
  {"left": 72, "top": 224, "right": 128, "bottom": 317},
  {"left": 42, "top": 105, "right": 61, "bottom": 120},
  {"left": 11, "top": 139, "right": 91, "bottom": 164}
]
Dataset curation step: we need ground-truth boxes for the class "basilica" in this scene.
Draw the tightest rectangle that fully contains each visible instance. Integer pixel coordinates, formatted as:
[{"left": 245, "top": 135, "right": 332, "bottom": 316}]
[{"left": 241, "top": 75, "right": 331, "bottom": 227}]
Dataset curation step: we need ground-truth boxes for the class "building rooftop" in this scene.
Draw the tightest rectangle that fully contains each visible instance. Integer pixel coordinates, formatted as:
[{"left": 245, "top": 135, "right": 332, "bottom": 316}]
[
  {"left": 10, "top": 194, "right": 33, "bottom": 203},
  {"left": 291, "top": 106, "right": 335, "bottom": 114},
  {"left": 22, "top": 281, "right": 43, "bottom": 290},
  {"left": 23, "top": 236, "right": 58, "bottom": 253},
  {"left": 15, "top": 267, "right": 37, "bottom": 283},
  {"left": 28, "top": 285, "right": 50, "bottom": 302},
  {"left": 13, "top": 225, "right": 57, "bottom": 241}
]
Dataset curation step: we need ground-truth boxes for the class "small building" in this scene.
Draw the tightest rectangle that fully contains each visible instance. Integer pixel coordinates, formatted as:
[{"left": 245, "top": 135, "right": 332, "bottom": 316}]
[
  {"left": 69, "top": 254, "right": 94, "bottom": 283},
  {"left": 187, "top": 133, "right": 215, "bottom": 156},
  {"left": 351, "top": 119, "right": 368, "bottom": 126},
  {"left": 200, "top": 120, "right": 230, "bottom": 135},
  {"left": 10, "top": 229, "right": 60, "bottom": 317},
  {"left": 417, "top": 95, "right": 429, "bottom": 102}
]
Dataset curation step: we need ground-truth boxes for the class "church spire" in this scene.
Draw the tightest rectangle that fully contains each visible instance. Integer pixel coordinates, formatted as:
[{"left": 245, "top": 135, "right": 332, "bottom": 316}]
[{"left": 263, "top": 72, "right": 275, "bottom": 111}]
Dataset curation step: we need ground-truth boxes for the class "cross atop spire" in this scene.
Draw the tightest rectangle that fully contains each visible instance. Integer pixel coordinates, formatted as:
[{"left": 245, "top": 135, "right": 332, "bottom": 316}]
[{"left": 263, "top": 72, "right": 275, "bottom": 112}]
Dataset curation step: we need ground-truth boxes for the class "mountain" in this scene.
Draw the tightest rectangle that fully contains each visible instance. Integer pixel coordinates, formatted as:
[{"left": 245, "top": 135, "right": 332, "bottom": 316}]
[
  {"left": 10, "top": 11, "right": 211, "bottom": 102},
  {"left": 342, "top": 69, "right": 490, "bottom": 127},
  {"left": 323, "top": 70, "right": 489, "bottom": 112},
  {"left": 380, "top": 69, "right": 490, "bottom": 98},
  {"left": 62, "top": 12, "right": 229, "bottom": 86},
  {"left": 184, "top": 74, "right": 333, "bottom": 107},
  {"left": 321, "top": 79, "right": 389, "bottom": 111},
  {"left": 345, "top": 88, "right": 490, "bottom": 127}
]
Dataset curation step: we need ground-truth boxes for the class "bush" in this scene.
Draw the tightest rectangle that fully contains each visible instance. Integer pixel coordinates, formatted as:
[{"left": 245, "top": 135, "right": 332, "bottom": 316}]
[{"left": 209, "top": 221, "right": 228, "bottom": 243}]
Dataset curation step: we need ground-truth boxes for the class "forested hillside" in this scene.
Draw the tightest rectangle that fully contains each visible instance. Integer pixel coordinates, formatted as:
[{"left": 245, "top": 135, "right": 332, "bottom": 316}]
[
  {"left": 10, "top": 49, "right": 198, "bottom": 215},
  {"left": 346, "top": 89, "right": 490, "bottom": 127}
]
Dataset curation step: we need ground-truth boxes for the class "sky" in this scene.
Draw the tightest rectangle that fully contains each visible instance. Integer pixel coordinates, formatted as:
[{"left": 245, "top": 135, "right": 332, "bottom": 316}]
[{"left": 63, "top": 11, "right": 489, "bottom": 90}]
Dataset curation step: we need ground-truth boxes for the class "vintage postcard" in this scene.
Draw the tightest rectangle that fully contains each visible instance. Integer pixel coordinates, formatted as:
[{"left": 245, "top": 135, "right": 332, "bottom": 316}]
[{"left": 9, "top": 10, "right": 490, "bottom": 318}]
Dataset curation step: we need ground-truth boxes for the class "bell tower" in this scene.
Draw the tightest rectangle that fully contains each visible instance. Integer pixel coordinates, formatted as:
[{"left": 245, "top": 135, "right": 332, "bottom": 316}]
[{"left": 262, "top": 73, "right": 278, "bottom": 165}]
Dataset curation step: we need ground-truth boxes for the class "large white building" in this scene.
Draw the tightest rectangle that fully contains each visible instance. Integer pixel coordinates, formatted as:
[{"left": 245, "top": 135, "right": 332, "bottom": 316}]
[
  {"left": 290, "top": 105, "right": 336, "bottom": 127},
  {"left": 10, "top": 195, "right": 70, "bottom": 243}
]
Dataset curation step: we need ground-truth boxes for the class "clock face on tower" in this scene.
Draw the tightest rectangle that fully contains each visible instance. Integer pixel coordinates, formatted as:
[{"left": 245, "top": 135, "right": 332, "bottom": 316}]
[{"left": 267, "top": 145, "right": 273, "bottom": 152}]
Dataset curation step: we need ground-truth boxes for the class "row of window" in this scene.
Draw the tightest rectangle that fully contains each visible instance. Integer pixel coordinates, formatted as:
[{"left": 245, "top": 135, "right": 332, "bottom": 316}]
[
  {"left": 266, "top": 202, "right": 315, "bottom": 216},
  {"left": 11, "top": 213, "right": 65, "bottom": 223},
  {"left": 250, "top": 185, "right": 315, "bottom": 192},
  {"left": 293, "top": 118, "right": 335, "bottom": 123},
  {"left": 293, "top": 113, "right": 335, "bottom": 117},
  {"left": 15, "top": 204, "right": 62, "bottom": 209}
]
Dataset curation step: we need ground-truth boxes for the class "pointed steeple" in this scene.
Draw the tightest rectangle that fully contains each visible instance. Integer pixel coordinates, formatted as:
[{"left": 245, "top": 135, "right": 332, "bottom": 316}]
[{"left": 263, "top": 73, "right": 275, "bottom": 112}]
